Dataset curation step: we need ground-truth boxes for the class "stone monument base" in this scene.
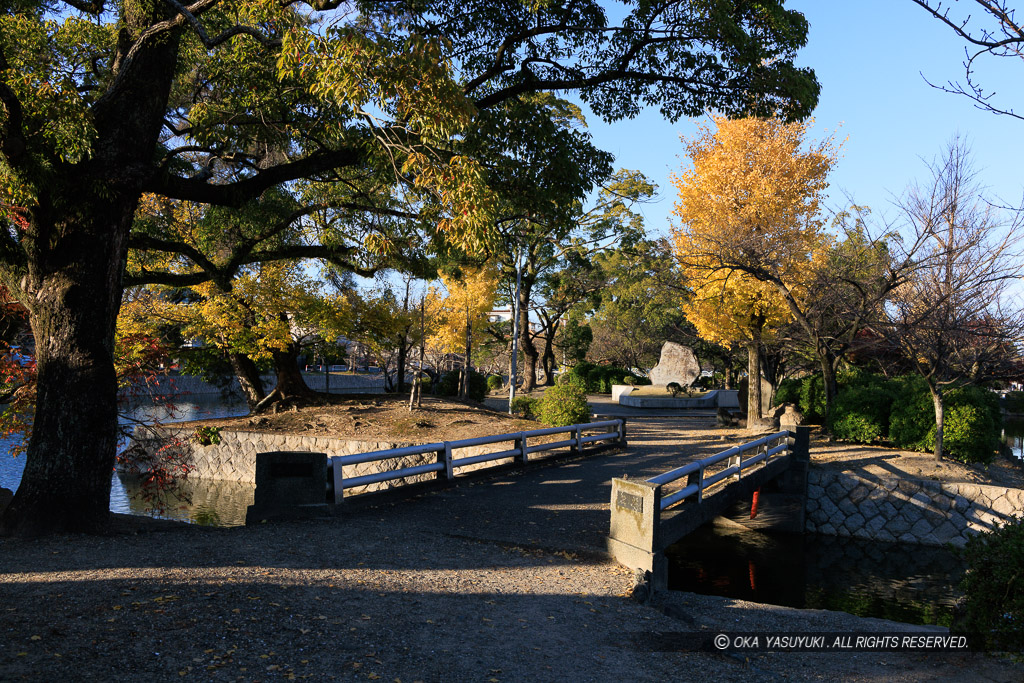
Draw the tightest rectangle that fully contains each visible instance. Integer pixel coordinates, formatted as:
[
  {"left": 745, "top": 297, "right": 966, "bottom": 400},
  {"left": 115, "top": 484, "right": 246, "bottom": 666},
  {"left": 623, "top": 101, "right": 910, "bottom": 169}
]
[{"left": 616, "top": 388, "right": 739, "bottom": 410}]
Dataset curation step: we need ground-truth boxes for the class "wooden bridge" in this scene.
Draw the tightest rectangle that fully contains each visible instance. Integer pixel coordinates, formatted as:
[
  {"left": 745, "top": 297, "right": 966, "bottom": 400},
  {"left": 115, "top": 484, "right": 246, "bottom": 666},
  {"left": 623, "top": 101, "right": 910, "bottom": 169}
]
[{"left": 607, "top": 426, "right": 810, "bottom": 591}]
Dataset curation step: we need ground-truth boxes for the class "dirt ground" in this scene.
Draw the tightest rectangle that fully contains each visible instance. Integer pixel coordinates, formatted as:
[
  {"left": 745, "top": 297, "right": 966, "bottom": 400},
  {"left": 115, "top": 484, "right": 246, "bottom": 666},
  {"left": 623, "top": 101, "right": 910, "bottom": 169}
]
[
  {"left": 804, "top": 432, "right": 1024, "bottom": 489},
  {"left": 189, "top": 394, "right": 540, "bottom": 444}
]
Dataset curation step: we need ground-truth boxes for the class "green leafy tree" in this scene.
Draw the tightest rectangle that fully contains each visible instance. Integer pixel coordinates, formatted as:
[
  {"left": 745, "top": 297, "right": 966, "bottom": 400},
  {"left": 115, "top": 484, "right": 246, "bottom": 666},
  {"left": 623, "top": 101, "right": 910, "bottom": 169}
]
[
  {"left": 0, "top": 1, "right": 818, "bottom": 535},
  {"left": 587, "top": 240, "right": 692, "bottom": 371}
]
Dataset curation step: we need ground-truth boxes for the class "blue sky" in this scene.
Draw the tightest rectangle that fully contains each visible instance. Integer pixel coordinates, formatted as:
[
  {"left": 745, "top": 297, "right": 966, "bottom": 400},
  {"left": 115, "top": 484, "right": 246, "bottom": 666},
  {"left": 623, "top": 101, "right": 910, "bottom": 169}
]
[{"left": 583, "top": 0, "right": 1024, "bottom": 239}]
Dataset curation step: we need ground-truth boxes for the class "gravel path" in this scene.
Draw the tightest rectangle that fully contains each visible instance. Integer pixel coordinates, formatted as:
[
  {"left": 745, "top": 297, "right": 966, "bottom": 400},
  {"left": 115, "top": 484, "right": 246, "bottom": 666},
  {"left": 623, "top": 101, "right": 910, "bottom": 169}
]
[{"left": 2, "top": 414, "right": 1023, "bottom": 682}]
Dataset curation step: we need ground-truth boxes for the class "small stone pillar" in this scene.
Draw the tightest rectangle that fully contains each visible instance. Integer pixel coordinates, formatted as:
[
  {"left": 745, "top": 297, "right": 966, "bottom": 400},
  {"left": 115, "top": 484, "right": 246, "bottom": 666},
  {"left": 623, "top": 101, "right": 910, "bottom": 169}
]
[
  {"left": 245, "top": 451, "right": 331, "bottom": 524},
  {"left": 607, "top": 478, "right": 667, "bottom": 591}
]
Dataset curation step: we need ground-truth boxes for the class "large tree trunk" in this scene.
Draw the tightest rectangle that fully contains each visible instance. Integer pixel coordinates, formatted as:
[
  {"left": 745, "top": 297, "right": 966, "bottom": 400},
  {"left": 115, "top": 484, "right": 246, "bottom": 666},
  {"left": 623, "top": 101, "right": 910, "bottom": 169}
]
[
  {"left": 746, "top": 340, "right": 763, "bottom": 426},
  {"left": 540, "top": 318, "right": 559, "bottom": 386},
  {"left": 229, "top": 352, "right": 266, "bottom": 410},
  {"left": 819, "top": 350, "right": 839, "bottom": 433},
  {"left": 518, "top": 279, "right": 540, "bottom": 392},
  {"left": 396, "top": 331, "right": 409, "bottom": 393},
  {"left": 1, "top": 227, "right": 127, "bottom": 536},
  {"left": 254, "top": 340, "right": 318, "bottom": 413},
  {"left": 760, "top": 346, "right": 785, "bottom": 409},
  {"left": 0, "top": 4, "right": 181, "bottom": 536}
]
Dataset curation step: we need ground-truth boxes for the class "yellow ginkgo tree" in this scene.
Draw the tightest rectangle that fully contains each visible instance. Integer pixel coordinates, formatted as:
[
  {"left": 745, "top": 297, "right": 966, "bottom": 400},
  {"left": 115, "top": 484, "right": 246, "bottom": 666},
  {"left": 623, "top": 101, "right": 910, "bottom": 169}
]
[
  {"left": 683, "top": 274, "right": 792, "bottom": 422},
  {"left": 427, "top": 264, "right": 500, "bottom": 398},
  {"left": 672, "top": 115, "right": 836, "bottom": 423}
]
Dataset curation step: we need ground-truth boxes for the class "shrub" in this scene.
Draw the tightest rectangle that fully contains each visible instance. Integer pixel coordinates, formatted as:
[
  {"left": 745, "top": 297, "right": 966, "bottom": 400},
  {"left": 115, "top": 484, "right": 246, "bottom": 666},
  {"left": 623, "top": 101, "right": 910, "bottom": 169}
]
[
  {"left": 584, "top": 366, "right": 604, "bottom": 392},
  {"left": 934, "top": 385, "right": 1001, "bottom": 464},
  {"left": 434, "top": 370, "right": 459, "bottom": 396},
  {"left": 565, "top": 362, "right": 593, "bottom": 392},
  {"left": 666, "top": 382, "right": 683, "bottom": 397},
  {"left": 510, "top": 396, "right": 540, "bottom": 420},
  {"left": 957, "top": 516, "right": 1024, "bottom": 651},
  {"left": 537, "top": 384, "right": 590, "bottom": 427},
  {"left": 799, "top": 374, "right": 827, "bottom": 422},
  {"left": 434, "top": 369, "right": 488, "bottom": 402},
  {"left": 830, "top": 379, "right": 897, "bottom": 443},
  {"left": 774, "top": 378, "right": 802, "bottom": 406},
  {"left": 888, "top": 375, "right": 935, "bottom": 452},
  {"left": 831, "top": 412, "right": 883, "bottom": 443},
  {"left": 191, "top": 426, "right": 221, "bottom": 446},
  {"left": 889, "top": 378, "right": 1002, "bottom": 463},
  {"left": 465, "top": 371, "right": 489, "bottom": 402},
  {"left": 622, "top": 375, "right": 638, "bottom": 386},
  {"left": 486, "top": 374, "right": 503, "bottom": 392}
]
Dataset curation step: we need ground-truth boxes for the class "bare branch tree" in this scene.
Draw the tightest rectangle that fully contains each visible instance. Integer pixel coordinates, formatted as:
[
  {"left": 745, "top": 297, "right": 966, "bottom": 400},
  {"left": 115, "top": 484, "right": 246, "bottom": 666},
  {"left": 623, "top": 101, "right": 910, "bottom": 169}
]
[
  {"left": 877, "top": 136, "right": 1024, "bottom": 461},
  {"left": 912, "top": 0, "right": 1024, "bottom": 120}
]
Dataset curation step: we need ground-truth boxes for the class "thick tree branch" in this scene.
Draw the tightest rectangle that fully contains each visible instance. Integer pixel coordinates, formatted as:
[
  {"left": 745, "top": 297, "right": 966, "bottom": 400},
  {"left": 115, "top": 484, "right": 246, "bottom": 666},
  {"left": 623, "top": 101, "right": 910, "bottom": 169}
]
[
  {"left": 125, "top": 242, "right": 366, "bottom": 288},
  {"left": 162, "top": 0, "right": 283, "bottom": 49},
  {"left": 144, "top": 147, "right": 364, "bottom": 206}
]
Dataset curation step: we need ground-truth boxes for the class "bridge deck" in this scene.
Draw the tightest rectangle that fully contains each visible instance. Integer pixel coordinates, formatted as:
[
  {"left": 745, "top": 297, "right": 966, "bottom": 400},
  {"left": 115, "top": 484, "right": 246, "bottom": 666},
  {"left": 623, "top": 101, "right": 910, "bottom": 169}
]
[{"left": 359, "top": 408, "right": 744, "bottom": 557}]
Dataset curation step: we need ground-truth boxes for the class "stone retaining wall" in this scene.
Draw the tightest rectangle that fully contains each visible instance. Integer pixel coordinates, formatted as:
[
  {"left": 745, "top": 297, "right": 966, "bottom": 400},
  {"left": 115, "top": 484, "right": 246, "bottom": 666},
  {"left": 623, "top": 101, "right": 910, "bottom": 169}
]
[
  {"left": 126, "top": 427, "right": 547, "bottom": 497},
  {"left": 805, "top": 468, "right": 1024, "bottom": 547}
]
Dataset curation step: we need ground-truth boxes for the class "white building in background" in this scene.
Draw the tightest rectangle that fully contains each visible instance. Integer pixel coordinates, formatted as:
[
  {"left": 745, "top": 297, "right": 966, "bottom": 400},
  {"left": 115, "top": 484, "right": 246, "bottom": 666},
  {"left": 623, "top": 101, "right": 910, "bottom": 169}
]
[
  {"left": 488, "top": 309, "right": 512, "bottom": 324},
  {"left": 488, "top": 309, "right": 540, "bottom": 332}
]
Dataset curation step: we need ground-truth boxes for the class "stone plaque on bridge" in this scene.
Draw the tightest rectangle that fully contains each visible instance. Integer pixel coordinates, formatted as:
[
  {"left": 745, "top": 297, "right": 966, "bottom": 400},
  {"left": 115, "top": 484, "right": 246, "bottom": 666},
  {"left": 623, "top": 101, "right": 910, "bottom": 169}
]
[
  {"left": 648, "top": 342, "right": 700, "bottom": 388},
  {"left": 616, "top": 490, "right": 644, "bottom": 514}
]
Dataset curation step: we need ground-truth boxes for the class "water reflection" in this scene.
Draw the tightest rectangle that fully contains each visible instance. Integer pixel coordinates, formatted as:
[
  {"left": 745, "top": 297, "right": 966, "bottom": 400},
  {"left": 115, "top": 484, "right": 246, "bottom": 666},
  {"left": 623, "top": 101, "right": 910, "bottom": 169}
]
[
  {"left": 1, "top": 395, "right": 250, "bottom": 526},
  {"left": 1002, "top": 417, "right": 1024, "bottom": 460},
  {"left": 665, "top": 524, "right": 964, "bottom": 626},
  {"left": 114, "top": 473, "right": 255, "bottom": 527}
]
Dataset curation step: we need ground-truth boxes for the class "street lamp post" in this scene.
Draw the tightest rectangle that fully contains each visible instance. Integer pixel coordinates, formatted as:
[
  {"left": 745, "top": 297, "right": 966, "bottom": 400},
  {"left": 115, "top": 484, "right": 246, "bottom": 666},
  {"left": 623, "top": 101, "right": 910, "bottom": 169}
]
[{"left": 508, "top": 244, "right": 523, "bottom": 414}]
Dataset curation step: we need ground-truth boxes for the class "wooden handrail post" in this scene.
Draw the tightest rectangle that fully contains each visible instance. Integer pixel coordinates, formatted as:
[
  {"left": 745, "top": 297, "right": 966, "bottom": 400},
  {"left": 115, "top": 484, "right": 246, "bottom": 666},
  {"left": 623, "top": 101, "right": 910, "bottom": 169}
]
[{"left": 330, "top": 456, "right": 345, "bottom": 506}]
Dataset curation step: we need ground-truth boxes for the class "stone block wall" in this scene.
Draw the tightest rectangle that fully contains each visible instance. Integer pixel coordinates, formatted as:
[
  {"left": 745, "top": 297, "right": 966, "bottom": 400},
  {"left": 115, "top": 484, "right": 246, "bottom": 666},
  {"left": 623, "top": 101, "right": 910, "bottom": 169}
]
[
  {"left": 126, "top": 427, "right": 545, "bottom": 497},
  {"left": 805, "top": 468, "right": 1024, "bottom": 547}
]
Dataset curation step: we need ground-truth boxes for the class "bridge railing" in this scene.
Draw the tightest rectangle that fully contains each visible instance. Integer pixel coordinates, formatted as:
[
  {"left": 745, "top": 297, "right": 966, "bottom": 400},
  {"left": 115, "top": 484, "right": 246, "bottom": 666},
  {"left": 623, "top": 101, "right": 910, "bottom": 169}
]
[
  {"left": 649, "top": 431, "right": 792, "bottom": 510},
  {"left": 328, "top": 418, "right": 626, "bottom": 505},
  {"left": 607, "top": 426, "right": 810, "bottom": 590}
]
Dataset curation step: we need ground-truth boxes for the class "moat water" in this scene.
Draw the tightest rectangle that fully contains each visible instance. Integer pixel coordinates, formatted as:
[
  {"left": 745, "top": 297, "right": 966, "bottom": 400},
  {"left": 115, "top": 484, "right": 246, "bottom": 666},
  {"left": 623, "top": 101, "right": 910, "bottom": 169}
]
[
  {"left": 0, "top": 395, "right": 251, "bottom": 526},
  {"left": 666, "top": 523, "right": 964, "bottom": 627}
]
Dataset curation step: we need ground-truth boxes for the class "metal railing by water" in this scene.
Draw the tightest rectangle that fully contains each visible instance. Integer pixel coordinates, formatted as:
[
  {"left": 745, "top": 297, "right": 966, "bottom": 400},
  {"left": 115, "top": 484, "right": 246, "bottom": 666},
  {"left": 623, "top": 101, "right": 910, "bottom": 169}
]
[
  {"left": 649, "top": 431, "right": 792, "bottom": 510},
  {"left": 327, "top": 418, "right": 625, "bottom": 505}
]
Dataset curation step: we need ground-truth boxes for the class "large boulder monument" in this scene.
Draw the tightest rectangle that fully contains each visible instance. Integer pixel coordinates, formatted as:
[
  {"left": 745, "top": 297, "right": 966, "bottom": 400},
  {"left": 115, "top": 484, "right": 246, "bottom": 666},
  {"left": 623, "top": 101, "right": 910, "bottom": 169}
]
[{"left": 648, "top": 342, "right": 701, "bottom": 388}]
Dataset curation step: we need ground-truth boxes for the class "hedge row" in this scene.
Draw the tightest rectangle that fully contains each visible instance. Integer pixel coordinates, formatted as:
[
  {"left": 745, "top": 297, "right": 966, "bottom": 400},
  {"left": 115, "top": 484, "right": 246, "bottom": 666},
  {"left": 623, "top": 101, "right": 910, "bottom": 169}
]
[
  {"left": 560, "top": 362, "right": 650, "bottom": 394},
  {"left": 775, "top": 372, "right": 1002, "bottom": 464}
]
